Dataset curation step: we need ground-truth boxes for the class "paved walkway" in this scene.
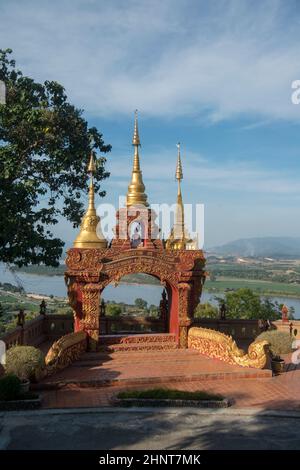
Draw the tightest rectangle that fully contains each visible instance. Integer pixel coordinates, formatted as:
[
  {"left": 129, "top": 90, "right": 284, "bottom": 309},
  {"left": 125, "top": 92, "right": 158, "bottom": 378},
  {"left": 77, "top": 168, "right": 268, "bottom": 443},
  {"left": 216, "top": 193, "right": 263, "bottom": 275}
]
[
  {"left": 1, "top": 408, "right": 300, "bottom": 450},
  {"left": 42, "top": 349, "right": 270, "bottom": 386},
  {"left": 39, "top": 350, "right": 300, "bottom": 411}
]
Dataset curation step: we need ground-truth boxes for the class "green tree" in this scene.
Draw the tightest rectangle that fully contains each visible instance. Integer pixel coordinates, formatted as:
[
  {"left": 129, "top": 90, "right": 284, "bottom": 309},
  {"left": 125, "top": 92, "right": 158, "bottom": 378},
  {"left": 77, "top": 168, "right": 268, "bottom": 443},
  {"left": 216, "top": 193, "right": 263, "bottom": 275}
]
[
  {"left": 289, "top": 306, "right": 295, "bottom": 319},
  {"left": 134, "top": 298, "right": 148, "bottom": 310},
  {"left": 148, "top": 304, "right": 159, "bottom": 317},
  {"left": 0, "top": 302, "right": 3, "bottom": 318},
  {"left": 260, "top": 298, "right": 281, "bottom": 320},
  {"left": 194, "top": 302, "right": 218, "bottom": 318},
  {"left": 224, "top": 288, "right": 261, "bottom": 319},
  {"left": 220, "top": 288, "right": 281, "bottom": 320},
  {"left": 0, "top": 49, "right": 111, "bottom": 267},
  {"left": 106, "top": 304, "right": 122, "bottom": 317}
]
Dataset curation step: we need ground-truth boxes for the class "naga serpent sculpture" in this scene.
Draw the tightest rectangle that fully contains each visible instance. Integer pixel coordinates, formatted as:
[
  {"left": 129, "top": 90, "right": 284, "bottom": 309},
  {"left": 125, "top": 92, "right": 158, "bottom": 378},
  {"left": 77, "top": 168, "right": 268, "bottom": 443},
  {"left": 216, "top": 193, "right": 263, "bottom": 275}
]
[
  {"left": 45, "top": 330, "right": 87, "bottom": 376},
  {"left": 188, "top": 326, "right": 269, "bottom": 369}
]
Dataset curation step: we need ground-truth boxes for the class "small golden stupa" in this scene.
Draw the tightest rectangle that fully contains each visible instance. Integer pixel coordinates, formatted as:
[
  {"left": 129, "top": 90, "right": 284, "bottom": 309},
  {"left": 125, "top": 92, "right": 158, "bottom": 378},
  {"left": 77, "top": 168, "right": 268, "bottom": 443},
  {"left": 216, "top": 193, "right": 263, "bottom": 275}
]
[
  {"left": 166, "top": 143, "right": 197, "bottom": 250},
  {"left": 126, "top": 110, "right": 149, "bottom": 207},
  {"left": 73, "top": 151, "right": 107, "bottom": 249}
]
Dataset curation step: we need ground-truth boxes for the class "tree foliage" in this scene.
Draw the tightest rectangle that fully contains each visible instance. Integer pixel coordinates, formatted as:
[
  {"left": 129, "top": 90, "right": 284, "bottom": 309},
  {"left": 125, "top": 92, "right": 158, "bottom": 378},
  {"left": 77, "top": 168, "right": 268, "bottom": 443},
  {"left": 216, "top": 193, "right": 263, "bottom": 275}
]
[
  {"left": 215, "top": 288, "right": 282, "bottom": 320},
  {"left": 106, "top": 304, "right": 122, "bottom": 317},
  {"left": 134, "top": 298, "right": 148, "bottom": 310},
  {"left": 0, "top": 49, "right": 111, "bottom": 266},
  {"left": 194, "top": 302, "right": 218, "bottom": 319}
]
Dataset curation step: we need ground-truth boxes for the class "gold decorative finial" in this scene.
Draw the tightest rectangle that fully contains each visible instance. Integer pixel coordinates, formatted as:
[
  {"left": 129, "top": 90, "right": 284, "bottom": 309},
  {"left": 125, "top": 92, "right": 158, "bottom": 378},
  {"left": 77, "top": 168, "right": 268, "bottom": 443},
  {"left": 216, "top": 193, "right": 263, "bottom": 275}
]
[
  {"left": 175, "top": 143, "right": 183, "bottom": 181},
  {"left": 73, "top": 151, "right": 107, "bottom": 249},
  {"left": 166, "top": 143, "right": 196, "bottom": 250},
  {"left": 87, "top": 151, "right": 96, "bottom": 174},
  {"left": 174, "top": 144, "right": 185, "bottom": 244},
  {"left": 132, "top": 109, "right": 141, "bottom": 146},
  {"left": 126, "top": 110, "right": 149, "bottom": 207}
]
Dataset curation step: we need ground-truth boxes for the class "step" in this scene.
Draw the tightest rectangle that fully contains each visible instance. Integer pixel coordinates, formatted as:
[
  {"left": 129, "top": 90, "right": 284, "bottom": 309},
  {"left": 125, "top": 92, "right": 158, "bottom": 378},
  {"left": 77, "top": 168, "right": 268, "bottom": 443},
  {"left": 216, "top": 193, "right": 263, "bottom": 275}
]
[
  {"left": 36, "top": 348, "right": 272, "bottom": 391},
  {"left": 37, "top": 362, "right": 272, "bottom": 391},
  {"left": 102, "top": 342, "right": 178, "bottom": 353},
  {"left": 99, "top": 333, "right": 176, "bottom": 345},
  {"left": 75, "top": 349, "right": 199, "bottom": 366},
  {"left": 98, "top": 333, "right": 178, "bottom": 352}
]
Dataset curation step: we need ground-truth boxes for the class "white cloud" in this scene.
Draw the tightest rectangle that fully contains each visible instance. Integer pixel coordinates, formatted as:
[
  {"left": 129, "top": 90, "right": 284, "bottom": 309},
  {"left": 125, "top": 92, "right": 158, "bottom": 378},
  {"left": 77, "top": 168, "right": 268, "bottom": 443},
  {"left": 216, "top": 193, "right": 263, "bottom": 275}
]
[
  {"left": 1, "top": 0, "right": 300, "bottom": 122},
  {"left": 104, "top": 146, "right": 300, "bottom": 206}
]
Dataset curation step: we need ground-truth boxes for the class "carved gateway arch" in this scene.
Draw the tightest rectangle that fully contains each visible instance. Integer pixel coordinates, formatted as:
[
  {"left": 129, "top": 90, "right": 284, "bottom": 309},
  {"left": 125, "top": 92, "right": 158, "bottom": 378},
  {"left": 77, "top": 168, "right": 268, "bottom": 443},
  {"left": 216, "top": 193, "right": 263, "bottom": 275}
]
[
  {"left": 65, "top": 247, "right": 206, "bottom": 350},
  {"left": 65, "top": 113, "right": 206, "bottom": 350}
]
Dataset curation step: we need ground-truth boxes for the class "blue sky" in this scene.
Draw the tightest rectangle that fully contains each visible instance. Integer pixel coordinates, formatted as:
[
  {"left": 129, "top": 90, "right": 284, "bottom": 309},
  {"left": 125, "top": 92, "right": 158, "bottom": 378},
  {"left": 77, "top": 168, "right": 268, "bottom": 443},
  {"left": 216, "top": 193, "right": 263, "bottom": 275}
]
[{"left": 1, "top": 0, "right": 300, "bottom": 247}]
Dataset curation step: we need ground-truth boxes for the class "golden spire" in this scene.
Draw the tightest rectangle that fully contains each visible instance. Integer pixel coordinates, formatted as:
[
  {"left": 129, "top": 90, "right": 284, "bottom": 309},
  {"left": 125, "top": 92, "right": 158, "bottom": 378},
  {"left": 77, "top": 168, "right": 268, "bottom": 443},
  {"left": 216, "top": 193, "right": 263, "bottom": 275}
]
[
  {"left": 174, "top": 143, "right": 185, "bottom": 240},
  {"left": 126, "top": 110, "right": 149, "bottom": 207},
  {"left": 166, "top": 143, "right": 188, "bottom": 250},
  {"left": 73, "top": 151, "right": 107, "bottom": 249},
  {"left": 176, "top": 142, "right": 183, "bottom": 181},
  {"left": 166, "top": 144, "right": 198, "bottom": 250}
]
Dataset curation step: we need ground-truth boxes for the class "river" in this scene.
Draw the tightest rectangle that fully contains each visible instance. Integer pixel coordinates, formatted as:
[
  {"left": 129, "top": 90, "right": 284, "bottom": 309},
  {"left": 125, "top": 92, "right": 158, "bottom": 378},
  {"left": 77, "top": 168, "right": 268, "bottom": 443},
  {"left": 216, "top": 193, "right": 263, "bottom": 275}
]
[{"left": 1, "top": 265, "right": 300, "bottom": 318}]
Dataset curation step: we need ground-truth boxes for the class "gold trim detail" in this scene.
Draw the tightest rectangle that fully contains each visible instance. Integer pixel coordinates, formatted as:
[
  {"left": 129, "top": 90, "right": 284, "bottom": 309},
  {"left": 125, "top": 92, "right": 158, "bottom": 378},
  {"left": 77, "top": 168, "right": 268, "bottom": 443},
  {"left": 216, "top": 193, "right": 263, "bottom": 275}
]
[
  {"left": 45, "top": 331, "right": 87, "bottom": 375},
  {"left": 188, "top": 326, "right": 269, "bottom": 369}
]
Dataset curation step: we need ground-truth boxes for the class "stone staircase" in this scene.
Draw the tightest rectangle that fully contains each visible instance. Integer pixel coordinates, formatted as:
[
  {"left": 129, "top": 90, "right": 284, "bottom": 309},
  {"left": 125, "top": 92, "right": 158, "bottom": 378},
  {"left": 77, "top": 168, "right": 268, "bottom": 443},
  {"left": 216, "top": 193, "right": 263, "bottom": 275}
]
[{"left": 98, "top": 333, "right": 178, "bottom": 352}]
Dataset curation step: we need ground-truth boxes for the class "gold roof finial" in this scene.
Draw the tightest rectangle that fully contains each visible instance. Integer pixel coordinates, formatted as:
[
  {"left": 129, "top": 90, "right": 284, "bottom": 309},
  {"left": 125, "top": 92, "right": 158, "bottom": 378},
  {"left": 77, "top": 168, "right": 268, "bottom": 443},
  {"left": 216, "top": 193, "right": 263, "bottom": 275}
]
[
  {"left": 87, "top": 151, "right": 96, "bottom": 174},
  {"left": 73, "top": 151, "right": 107, "bottom": 249},
  {"left": 166, "top": 144, "right": 198, "bottom": 250},
  {"left": 126, "top": 110, "right": 149, "bottom": 207},
  {"left": 175, "top": 142, "right": 183, "bottom": 181},
  {"left": 132, "top": 109, "right": 141, "bottom": 146},
  {"left": 166, "top": 143, "right": 191, "bottom": 250},
  {"left": 174, "top": 143, "right": 185, "bottom": 241}
]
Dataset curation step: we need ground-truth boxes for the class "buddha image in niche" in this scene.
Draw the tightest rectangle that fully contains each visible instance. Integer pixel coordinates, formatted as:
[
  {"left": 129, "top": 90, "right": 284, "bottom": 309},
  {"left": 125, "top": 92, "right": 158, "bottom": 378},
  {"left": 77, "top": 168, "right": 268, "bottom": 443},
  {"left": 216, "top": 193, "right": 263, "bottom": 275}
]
[{"left": 130, "top": 221, "right": 143, "bottom": 248}]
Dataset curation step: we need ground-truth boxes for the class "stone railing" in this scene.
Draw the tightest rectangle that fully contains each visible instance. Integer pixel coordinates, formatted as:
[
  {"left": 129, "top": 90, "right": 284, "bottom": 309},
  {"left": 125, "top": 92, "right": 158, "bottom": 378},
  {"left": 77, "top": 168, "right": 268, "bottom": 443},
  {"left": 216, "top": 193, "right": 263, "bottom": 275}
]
[
  {"left": 193, "top": 318, "right": 300, "bottom": 341},
  {"left": 192, "top": 318, "right": 260, "bottom": 341},
  {"left": 0, "top": 326, "right": 24, "bottom": 349},
  {"left": 100, "top": 315, "right": 165, "bottom": 335},
  {"left": 1, "top": 316, "right": 47, "bottom": 349},
  {"left": 22, "top": 316, "right": 46, "bottom": 346},
  {"left": 43, "top": 314, "right": 74, "bottom": 340},
  {"left": 0, "top": 314, "right": 74, "bottom": 350},
  {"left": 273, "top": 320, "right": 300, "bottom": 339},
  {"left": 1, "top": 314, "right": 299, "bottom": 350}
]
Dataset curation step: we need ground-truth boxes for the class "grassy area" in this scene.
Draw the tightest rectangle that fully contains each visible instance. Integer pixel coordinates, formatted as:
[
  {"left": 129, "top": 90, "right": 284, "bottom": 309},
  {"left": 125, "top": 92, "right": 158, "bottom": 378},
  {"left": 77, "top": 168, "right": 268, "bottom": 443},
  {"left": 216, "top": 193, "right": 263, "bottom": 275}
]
[
  {"left": 0, "top": 289, "right": 72, "bottom": 334},
  {"left": 205, "top": 278, "right": 300, "bottom": 297},
  {"left": 117, "top": 388, "right": 224, "bottom": 401}
]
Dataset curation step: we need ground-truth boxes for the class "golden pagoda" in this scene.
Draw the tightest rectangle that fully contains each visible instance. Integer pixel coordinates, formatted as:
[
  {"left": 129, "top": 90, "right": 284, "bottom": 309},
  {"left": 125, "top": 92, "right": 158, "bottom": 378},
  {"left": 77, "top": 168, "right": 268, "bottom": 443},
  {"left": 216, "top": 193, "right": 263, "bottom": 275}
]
[
  {"left": 73, "top": 151, "right": 107, "bottom": 249},
  {"left": 126, "top": 110, "right": 149, "bottom": 207},
  {"left": 166, "top": 143, "right": 197, "bottom": 250}
]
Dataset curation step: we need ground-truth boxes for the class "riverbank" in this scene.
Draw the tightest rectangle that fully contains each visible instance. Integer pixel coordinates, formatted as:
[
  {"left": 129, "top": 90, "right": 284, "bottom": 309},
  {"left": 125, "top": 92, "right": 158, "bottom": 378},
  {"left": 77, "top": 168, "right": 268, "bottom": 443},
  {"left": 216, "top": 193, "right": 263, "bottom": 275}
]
[
  {"left": 205, "top": 277, "right": 300, "bottom": 299},
  {"left": 0, "top": 265, "right": 300, "bottom": 317},
  {"left": 10, "top": 266, "right": 300, "bottom": 298}
]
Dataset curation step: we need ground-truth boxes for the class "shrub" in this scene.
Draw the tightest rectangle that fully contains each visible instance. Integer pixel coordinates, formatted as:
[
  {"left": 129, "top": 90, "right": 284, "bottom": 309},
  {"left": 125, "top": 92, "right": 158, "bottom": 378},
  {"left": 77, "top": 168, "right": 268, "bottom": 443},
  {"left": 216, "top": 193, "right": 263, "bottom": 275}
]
[
  {"left": 5, "top": 346, "right": 45, "bottom": 382},
  {"left": 118, "top": 388, "right": 224, "bottom": 401},
  {"left": 0, "top": 374, "right": 21, "bottom": 401},
  {"left": 256, "top": 330, "right": 293, "bottom": 357},
  {"left": 106, "top": 304, "right": 122, "bottom": 317}
]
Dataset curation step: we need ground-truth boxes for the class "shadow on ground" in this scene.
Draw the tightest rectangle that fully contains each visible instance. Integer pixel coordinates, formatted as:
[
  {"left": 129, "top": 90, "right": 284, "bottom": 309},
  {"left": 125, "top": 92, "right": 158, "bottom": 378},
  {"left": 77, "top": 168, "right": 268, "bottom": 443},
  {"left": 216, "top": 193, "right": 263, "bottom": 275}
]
[{"left": 1, "top": 401, "right": 300, "bottom": 450}]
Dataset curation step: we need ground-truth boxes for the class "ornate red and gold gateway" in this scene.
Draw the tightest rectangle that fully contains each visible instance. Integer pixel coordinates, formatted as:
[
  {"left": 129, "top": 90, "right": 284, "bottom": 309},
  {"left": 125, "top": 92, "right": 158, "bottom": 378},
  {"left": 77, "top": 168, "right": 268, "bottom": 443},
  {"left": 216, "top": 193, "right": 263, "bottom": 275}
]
[{"left": 65, "top": 112, "right": 206, "bottom": 350}]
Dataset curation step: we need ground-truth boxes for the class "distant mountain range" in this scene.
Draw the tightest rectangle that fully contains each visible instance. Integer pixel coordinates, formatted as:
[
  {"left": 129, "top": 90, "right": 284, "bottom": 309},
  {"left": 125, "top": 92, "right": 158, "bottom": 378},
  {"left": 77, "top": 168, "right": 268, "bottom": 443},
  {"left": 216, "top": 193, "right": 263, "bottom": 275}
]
[{"left": 210, "top": 237, "right": 300, "bottom": 258}]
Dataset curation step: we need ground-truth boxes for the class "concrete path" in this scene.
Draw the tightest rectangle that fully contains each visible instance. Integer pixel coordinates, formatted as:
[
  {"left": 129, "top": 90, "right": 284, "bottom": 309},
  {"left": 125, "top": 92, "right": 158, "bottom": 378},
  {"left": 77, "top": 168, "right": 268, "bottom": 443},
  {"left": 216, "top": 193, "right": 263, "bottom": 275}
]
[{"left": 1, "top": 407, "right": 300, "bottom": 450}]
